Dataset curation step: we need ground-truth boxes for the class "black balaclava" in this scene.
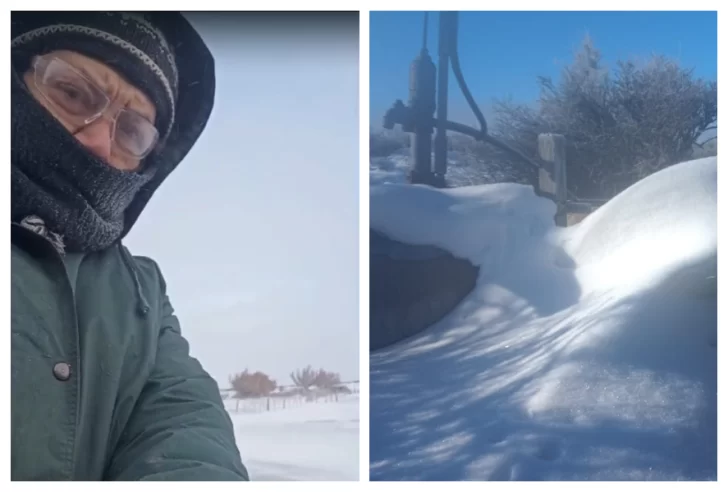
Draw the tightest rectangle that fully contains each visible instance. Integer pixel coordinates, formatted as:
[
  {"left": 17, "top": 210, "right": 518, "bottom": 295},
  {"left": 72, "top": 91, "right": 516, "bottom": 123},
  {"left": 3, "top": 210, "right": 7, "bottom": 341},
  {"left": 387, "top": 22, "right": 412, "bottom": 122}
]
[{"left": 11, "top": 12, "right": 179, "bottom": 253}]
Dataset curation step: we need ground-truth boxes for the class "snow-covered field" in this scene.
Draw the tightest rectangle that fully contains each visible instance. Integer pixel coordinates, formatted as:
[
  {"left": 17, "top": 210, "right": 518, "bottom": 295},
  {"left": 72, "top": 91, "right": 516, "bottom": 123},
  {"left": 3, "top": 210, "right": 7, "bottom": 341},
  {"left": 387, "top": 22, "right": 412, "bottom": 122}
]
[
  {"left": 370, "top": 157, "right": 717, "bottom": 480},
  {"left": 228, "top": 395, "right": 359, "bottom": 481}
]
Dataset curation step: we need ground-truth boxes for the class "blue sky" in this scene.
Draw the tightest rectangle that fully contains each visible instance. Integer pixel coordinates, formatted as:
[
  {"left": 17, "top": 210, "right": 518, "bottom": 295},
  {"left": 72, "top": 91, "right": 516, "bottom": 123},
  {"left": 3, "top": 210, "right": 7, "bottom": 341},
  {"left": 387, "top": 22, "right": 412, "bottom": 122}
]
[
  {"left": 370, "top": 11, "right": 717, "bottom": 127},
  {"left": 125, "top": 13, "right": 359, "bottom": 386}
]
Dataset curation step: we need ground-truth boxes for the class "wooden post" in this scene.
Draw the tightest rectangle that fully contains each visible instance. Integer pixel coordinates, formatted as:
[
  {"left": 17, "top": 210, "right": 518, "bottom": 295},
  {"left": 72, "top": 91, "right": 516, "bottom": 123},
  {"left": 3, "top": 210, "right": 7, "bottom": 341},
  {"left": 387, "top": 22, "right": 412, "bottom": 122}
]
[{"left": 538, "top": 133, "right": 568, "bottom": 227}]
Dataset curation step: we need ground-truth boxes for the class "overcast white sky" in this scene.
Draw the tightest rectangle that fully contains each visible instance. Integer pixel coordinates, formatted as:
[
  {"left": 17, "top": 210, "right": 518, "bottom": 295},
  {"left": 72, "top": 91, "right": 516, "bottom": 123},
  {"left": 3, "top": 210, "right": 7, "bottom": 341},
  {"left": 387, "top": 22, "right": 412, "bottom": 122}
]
[{"left": 125, "top": 13, "right": 359, "bottom": 388}]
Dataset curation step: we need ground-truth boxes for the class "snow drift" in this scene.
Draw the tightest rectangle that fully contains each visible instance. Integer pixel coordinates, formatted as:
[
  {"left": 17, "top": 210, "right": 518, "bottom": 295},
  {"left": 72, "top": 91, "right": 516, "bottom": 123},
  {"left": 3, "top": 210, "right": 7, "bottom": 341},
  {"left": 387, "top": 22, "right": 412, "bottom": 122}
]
[
  {"left": 370, "top": 157, "right": 717, "bottom": 480},
  {"left": 566, "top": 156, "right": 717, "bottom": 293},
  {"left": 230, "top": 396, "right": 359, "bottom": 481}
]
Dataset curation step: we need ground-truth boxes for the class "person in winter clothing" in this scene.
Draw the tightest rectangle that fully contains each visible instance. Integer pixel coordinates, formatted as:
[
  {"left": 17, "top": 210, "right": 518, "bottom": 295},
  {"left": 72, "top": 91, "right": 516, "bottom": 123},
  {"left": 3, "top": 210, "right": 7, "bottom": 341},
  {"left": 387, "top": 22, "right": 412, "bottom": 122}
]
[{"left": 11, "top": 12, "right": 249, "bottom": 481}]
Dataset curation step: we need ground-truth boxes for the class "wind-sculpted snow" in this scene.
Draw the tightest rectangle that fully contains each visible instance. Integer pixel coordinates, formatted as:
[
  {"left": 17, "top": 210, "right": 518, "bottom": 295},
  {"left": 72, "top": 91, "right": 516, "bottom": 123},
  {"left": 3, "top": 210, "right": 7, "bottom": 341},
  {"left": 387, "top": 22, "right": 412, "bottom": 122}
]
[{"left": 370, "top": 157, "right": 716, "bottom": 480}]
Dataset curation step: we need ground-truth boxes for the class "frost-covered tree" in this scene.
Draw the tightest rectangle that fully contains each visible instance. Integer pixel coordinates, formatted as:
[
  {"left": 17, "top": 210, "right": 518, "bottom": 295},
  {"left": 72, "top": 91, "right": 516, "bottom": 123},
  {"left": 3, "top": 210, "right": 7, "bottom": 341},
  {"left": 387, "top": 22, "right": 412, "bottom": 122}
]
[
  {"left": 313, "top": 369, "right": 341, "bottom": 389},
  {"left": 290, "top": 365, "right": 318, "bottom": 391},
  {"left": 370, "top": 128, "right": 409, "bottom": 157},
  {"left": 492, "top": 35, "right": 716, "bottom": 198}
]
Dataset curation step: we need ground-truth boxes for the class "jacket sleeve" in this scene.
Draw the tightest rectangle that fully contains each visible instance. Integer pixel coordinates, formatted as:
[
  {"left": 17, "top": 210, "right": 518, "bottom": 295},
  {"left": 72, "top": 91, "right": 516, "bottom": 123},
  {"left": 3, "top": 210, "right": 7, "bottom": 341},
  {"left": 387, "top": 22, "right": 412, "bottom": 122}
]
[{"left": 106, "top": 289, "right": 249, "bottom": 481}]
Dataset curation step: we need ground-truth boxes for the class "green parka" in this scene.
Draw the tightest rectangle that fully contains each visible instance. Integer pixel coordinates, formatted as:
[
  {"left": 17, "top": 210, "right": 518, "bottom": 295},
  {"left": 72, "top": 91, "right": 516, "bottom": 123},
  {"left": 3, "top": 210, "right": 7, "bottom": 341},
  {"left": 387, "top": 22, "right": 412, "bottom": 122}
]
[{"left": 12, "top": 227, "right": 249, "bottom": 480}]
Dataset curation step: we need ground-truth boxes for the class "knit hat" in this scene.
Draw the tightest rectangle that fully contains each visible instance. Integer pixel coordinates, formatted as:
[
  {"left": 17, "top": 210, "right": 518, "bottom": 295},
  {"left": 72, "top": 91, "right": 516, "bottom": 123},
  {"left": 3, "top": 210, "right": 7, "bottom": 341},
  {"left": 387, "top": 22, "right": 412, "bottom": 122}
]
[
  {"left": 11, "top": 12, "right": 178, "bottom": 141},
  {"left": 11, "top": 11, "right": 216, "bottom": 240}
]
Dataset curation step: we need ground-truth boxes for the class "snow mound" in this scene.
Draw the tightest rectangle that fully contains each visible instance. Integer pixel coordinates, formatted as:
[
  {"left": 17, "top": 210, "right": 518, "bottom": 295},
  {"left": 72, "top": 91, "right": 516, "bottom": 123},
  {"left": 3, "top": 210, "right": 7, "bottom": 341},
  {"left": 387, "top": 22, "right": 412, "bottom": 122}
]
[
  {"left": 370, "top": 157, "right": 717, "bottom": 480},
  {"left": 371, "top": 182, "right": 556, "bottom": 269},
  {"left": 566, "top": 156, "right": 717, "bottom": 292}
]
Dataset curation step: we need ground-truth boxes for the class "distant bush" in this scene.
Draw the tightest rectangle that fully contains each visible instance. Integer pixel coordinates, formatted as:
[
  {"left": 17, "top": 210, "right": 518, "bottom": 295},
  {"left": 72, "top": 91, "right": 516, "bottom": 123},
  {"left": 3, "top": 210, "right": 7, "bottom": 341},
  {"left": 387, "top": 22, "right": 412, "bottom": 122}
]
[
  {"left": 290, "top": 365, "right": 317, "bottom": 391},
  {"left": 313, "top": 369, "right": 342, "bottom": 389},
  {"left": 290, "top": 365, "right": 342, "bottom": 392},
  {"left": 229, "top": 369, "right": 277, "bottom": 399}
]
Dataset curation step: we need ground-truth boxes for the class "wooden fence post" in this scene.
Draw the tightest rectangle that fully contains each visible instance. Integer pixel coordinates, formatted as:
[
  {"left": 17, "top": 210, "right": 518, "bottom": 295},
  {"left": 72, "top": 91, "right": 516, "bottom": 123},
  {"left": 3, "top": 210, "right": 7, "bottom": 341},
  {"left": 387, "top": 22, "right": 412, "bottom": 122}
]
[{"left": 538, "top": 133, "right": 568, "bottom": 227}]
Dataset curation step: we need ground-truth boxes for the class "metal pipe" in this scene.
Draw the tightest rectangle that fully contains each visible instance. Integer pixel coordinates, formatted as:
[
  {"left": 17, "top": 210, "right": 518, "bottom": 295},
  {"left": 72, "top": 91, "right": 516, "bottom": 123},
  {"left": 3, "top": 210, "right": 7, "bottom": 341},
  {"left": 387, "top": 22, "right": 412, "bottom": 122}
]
[
  {"left": 384, "top": 11, "right": 546, "bottom": 192},
  {"left": 433, "top": 12, "right": 452, "bottom": 178},
  {"left": 407, "top": 14, "right": 437, "bottom": 185}
]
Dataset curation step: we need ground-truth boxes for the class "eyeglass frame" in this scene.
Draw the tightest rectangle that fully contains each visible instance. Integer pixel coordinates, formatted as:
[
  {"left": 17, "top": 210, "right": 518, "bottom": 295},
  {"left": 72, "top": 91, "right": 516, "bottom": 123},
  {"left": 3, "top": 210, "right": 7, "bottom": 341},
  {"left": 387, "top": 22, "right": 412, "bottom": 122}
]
[{"left": 31, "top": 55, "right": 160, "bottom": 160}]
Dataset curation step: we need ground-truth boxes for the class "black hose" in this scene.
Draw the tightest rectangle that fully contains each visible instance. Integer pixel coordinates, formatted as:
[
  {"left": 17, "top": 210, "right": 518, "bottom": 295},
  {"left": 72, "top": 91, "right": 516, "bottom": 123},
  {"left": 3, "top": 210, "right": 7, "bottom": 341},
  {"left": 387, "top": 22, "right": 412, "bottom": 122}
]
[
  {"left": 451, "top": 54, "right": 488, "bottom": 137},
  {"left": 443, "top": 120, "right": 540, "bottom": 171},
  {"left": 422, "top": 12, "right": 429, "bottom": 51},
  {"left": 446, "top": 12, "right": 488, "bottom": 136},
  {"left": 438, "top": 12, "right": 546, "bottom": 194}
]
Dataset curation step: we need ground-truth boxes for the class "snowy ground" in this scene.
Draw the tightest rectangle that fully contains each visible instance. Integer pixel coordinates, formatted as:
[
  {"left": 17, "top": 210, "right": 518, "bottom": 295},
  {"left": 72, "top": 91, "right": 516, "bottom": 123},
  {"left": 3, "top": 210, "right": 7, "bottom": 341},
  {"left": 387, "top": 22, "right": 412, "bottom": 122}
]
[
  {"left": 371, "top": 148, "right": 517, "bottom": 188},
  {"left": 370, "top": 157, "right": 717, "bottom": 480},
  {"left": 227, "top": 395, "right": 359, "bottom": 481}
]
